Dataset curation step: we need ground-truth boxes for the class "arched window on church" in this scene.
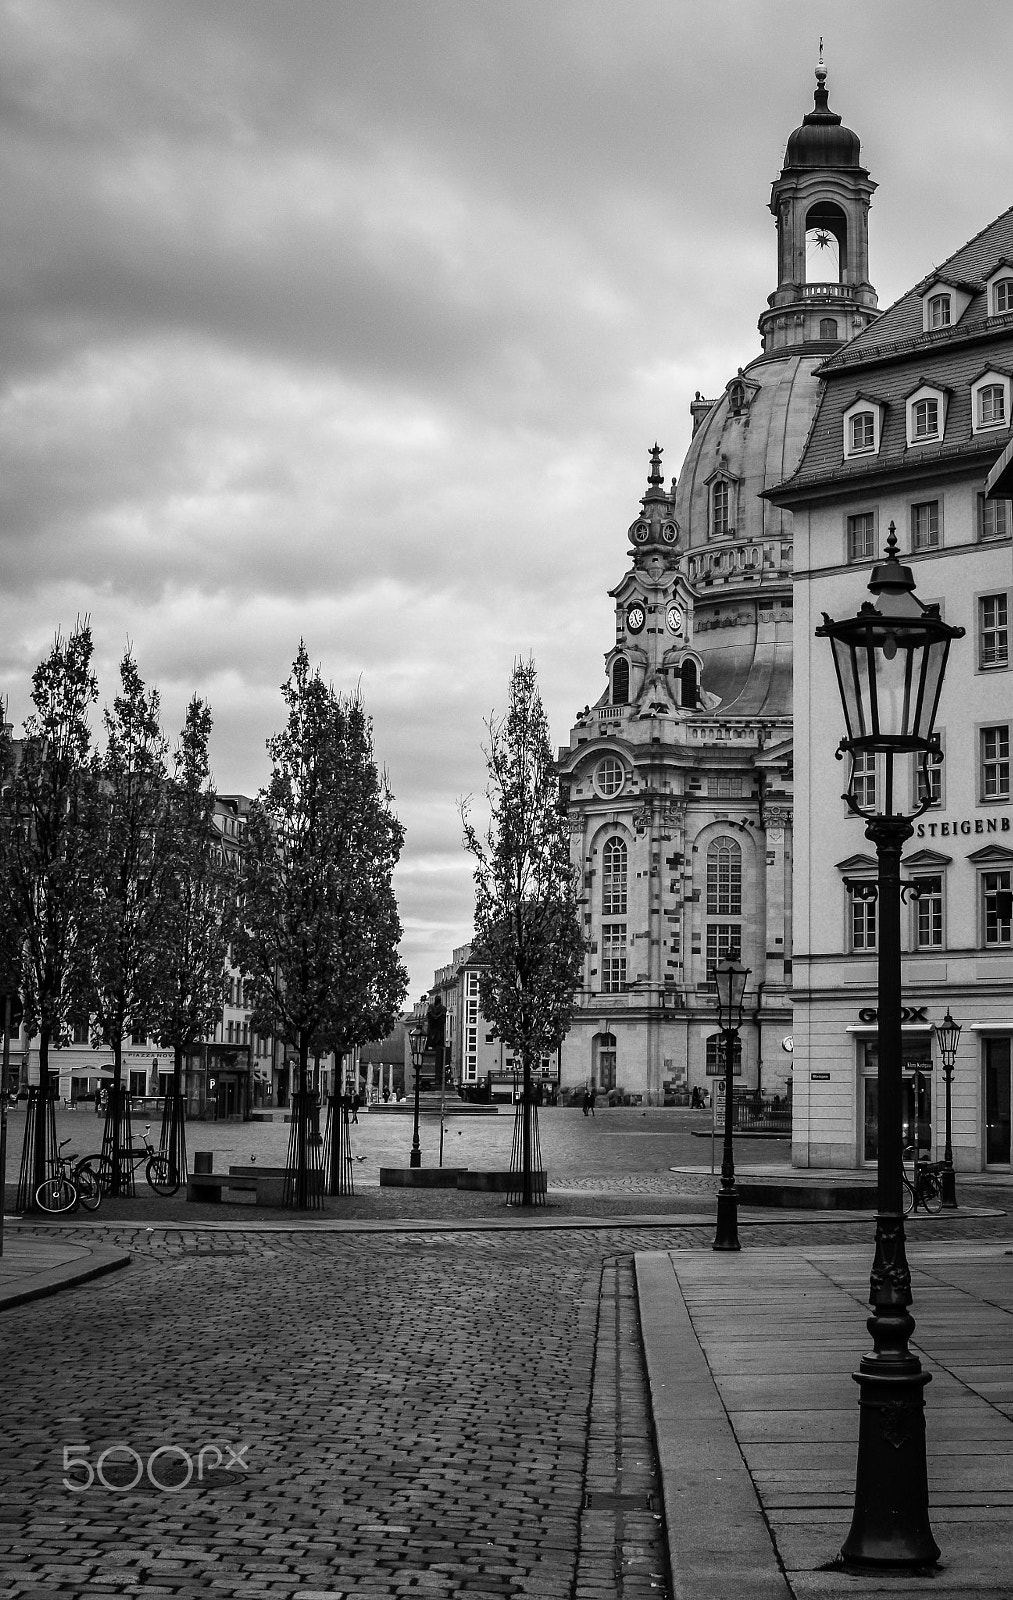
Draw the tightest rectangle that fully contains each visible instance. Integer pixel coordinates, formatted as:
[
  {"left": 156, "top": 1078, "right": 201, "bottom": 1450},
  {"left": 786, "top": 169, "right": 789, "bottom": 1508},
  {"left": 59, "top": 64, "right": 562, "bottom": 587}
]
[
  {"left": 707, "top": 836, "right": 742, "bottom": 916},
  {"left": 602, "top": 837, "right": 628, "bottom": 916},
  {"left": 804, "top": 202, "right": 845, "bottom": 284},
  {"left": 820, "top": 317, "right": 839, "bottom": 342},
  {"left": 680, "top": 661, "right": 698, "bottom": 708},
  {"left": 611, "top": 656, "right": 629, "bottom": 706},
  {"left": 711, "top": 479, "right": 731, "bottom": 537}
]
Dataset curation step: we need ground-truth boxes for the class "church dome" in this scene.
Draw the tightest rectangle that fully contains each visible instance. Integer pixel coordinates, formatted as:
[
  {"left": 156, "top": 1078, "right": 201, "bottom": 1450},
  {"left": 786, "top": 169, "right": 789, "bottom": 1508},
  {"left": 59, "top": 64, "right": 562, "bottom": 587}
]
[{"left": 783, "top": 63, "right": 863, "bottom": 170}]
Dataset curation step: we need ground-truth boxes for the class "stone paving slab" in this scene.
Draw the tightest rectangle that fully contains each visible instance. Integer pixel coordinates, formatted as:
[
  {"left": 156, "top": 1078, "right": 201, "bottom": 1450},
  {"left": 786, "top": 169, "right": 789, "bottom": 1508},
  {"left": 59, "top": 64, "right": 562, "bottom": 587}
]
[{"left": 637, "top": 1243, "right": 1013, "bottom": 1599}]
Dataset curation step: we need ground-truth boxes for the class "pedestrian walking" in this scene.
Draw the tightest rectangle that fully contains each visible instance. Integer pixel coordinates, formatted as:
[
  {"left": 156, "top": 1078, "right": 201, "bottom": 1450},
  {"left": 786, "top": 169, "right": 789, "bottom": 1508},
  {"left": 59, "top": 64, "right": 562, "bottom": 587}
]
[
  {"left": 588, "top": 1087, "right": 596, "bottom": 1117},
  {"left": 351, "top": 1090, "right": 360, "bottom": 1124},
  {"left": 582, "top": 1089, "right": 590, "bottom": 1116}
]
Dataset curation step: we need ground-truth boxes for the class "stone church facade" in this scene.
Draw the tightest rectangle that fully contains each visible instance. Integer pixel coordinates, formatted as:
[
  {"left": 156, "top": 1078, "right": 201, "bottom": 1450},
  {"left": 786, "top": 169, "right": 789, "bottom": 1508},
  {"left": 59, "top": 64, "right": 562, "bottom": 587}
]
[{"left": 557, "top": 61, "right": 879, "bottom": 1104}]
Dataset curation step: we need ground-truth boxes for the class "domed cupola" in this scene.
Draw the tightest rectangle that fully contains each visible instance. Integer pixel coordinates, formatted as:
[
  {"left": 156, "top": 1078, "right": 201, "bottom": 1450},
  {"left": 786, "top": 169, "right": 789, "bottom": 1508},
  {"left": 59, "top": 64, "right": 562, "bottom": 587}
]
[
  {"left": 784, "top": 58, "right": 862, "bottom": 170},
  {"left": 627, "top": 443, "right": 680, "bottom": 561},
  {"left": 760, "top": 46, "right": 878, "bottom": 357}
]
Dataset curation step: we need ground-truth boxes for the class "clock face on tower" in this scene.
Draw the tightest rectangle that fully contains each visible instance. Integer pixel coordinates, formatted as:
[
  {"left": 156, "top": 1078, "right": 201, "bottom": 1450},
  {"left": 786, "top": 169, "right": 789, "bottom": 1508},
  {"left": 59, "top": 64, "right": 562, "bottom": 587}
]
[
  {"left": 666, "top": 602, "right": 684, "bottom": 634},
  {"left": 626, "top": 602, "right": 646, "bottom": 634}
]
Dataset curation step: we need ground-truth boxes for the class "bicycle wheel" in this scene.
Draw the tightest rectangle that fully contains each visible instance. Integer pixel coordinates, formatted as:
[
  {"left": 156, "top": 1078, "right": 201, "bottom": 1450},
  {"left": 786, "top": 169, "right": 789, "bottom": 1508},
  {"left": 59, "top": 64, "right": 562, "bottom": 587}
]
[
  {"left": 145, "top": 1154, "right": 179, "bottom": 1197},
  {"left": 921, "top": 1172, "right": 943, "bottom": 1215},
  {"left": 902, "top": 1174, "right": 916, "bottom": 1216},
  {"left": 34, "top": 1177, "right": 77, "bottom": 1214},
  {"left": 74, "top": 1162, "right": 103, "bottom": 1212}
]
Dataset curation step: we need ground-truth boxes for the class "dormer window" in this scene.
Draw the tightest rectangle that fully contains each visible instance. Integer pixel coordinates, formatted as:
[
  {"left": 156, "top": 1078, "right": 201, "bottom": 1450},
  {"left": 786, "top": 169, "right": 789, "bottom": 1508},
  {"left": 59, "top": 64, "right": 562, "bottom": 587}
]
[
  {"left": 927, "top": 294, "right": 951, "bottom": 330},
  {"left": 906, "top": 384, "right": 946, "bottom": 447},
  {"left": 971, "top": 370, "right": 1011, "bottom": 434},
  {"left": 843, "top": 397, "right": 883, "bottom": 460},
  {"left": 920, "top": 281, "right": 971, "bottom": 333},
  {"left": 987, "top": 269, "right": 1013, "bottom": 316}
]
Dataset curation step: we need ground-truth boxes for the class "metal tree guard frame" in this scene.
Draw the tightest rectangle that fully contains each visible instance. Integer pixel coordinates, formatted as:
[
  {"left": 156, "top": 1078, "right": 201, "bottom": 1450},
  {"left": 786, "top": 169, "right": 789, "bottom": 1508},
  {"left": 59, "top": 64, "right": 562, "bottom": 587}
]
[
  {"left": 507, "top": 1082, "right": 545, "bottom": 1207},
  {"left": 98, "top": 1084, "right": 135, "bottom": 1197},
  {"left": 323, "top": 1092, "right": 355, "bottom": 1197},
  {"left": 158, "top": 1082, "right": 188, "bottom": 1187},
  {"left": 817, "top": 525, "right": 963, "bottom": 1568},
  {"left": 15, "top": 1084, "right": 59, "bottom": 1212},
  {"left": 283, "top": 1085, "right": 324, "bottom": 1210}
]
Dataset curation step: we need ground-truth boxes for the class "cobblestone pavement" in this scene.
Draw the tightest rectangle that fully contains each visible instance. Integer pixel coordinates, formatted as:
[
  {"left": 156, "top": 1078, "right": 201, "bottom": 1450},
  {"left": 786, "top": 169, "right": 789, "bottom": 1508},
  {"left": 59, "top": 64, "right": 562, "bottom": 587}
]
[{"left": 0, "top": 1224, "right": 687, "bottom": 1600}]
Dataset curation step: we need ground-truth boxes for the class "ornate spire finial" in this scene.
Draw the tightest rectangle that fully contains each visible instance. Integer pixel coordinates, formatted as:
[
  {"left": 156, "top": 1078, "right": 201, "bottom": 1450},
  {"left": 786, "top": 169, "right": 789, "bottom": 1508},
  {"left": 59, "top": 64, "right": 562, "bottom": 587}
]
[
  {"left": 648, "top": 443, "right": 663, "bottom": 487},
  {"left": 817, "top": 37, "right": 826, "bottom": 81}
]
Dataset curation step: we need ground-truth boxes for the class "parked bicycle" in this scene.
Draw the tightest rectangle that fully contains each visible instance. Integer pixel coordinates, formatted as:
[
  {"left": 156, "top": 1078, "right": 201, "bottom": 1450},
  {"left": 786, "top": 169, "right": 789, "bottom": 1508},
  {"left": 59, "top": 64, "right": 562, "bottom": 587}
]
[
  {"left": 34, "top": 1138, "right": 103, "bottom": 1214},
  {"left": 902, "top": 1146, "right": 943, "bottom": 1215},
  {"left": 78, "top": 1125, "right": 179, "bottom": 1197}
]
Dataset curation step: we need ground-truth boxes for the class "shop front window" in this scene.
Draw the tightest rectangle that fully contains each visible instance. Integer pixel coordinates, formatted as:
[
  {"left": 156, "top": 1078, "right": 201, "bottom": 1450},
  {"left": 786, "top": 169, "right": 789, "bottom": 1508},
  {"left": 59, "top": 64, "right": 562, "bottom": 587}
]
[
  {"left": 861, "top": 1039, "right": 932, "bottom": 1162},
  {"left": 985, "top": 1037, "right": 1012, "bottom": 1166}
]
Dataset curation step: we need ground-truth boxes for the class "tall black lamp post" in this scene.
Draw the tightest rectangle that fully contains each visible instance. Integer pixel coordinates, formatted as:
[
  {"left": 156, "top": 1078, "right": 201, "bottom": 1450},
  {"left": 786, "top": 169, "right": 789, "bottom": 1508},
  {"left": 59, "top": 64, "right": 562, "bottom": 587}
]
[
  {"left": 934, "top": 1008, "right": 961, "bottom": 1210},
  {"left": 712, "top": 950, "right": 749, "bottom": 1253},
  {"left": 818, "top": 526, "right": 962, "bottom": 1568},
  {"left": 408, "top": 1017, "right": 426, "bottom": 1169}
]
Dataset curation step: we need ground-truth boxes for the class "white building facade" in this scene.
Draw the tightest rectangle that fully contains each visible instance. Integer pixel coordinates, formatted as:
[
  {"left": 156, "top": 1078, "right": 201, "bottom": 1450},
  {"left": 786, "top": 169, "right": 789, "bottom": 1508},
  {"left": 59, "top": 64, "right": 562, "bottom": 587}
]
[{"left": 773, "top": 205, "right": 1013, "bottom": 1172}]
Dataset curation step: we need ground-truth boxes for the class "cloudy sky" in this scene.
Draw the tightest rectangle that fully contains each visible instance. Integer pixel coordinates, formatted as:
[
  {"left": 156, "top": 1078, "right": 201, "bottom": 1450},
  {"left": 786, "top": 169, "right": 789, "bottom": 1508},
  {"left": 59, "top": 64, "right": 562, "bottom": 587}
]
[{"left": 4, "top": 0, "right": 1013, "bottom": 1002}]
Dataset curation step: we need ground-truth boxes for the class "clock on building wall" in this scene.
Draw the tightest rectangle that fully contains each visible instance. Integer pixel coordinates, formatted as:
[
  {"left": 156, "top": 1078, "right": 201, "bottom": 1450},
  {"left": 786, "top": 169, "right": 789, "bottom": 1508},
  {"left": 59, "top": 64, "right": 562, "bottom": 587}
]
[
  {"left": 666, "top": 603, "right": 685, "bottom": 634},
  {"left": 626, "top": 602, "right": 646, "bottom": 633}
]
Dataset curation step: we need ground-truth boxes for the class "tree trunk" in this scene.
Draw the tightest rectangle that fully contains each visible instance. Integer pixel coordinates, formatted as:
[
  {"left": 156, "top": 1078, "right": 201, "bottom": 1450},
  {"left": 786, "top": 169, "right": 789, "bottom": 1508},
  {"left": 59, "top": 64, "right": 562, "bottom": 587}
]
[
  {"left": 110, "top": 1036, "right": 123, "bottom": 1197},
  {"left": 328, "top": 1051, "right": 343, "bottom": 1195},
  {"left": 33, "top": 1026, "right": 51, "bottom": 1199},
  {"left": 296, "top": 1031, "right": 309, "bottom": 1209}
]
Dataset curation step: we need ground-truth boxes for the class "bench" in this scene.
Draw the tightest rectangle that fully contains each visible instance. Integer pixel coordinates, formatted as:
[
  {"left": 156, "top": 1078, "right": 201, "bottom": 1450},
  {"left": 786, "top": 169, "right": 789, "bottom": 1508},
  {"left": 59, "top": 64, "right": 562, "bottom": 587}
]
[{"left": 186, "top": 1165, "right": 323, "bottom": 1206}]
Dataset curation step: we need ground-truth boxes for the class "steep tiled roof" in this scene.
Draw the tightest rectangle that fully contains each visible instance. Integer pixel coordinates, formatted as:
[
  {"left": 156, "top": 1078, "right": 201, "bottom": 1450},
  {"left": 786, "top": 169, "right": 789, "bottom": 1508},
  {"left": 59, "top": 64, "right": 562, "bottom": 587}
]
[
  {"left": 769, "top": 207, "right": 1013, "bottom": 495},
  {"left": 824, "top": 205, "right": 1013, "bottom": 366}
]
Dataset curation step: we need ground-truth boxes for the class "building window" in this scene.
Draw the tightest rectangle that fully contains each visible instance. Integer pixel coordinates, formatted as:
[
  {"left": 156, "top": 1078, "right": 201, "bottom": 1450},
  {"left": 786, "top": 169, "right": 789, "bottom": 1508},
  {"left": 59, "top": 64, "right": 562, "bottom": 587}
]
[
  {"left": 595, "top": 758, "right": 625, "bottom": 798},
  {"left": 711, "top": 479, "right": 731, "bottom": 537},
  {"left": 850, "top": 887, "right": 877, "bottom": 952},
  {"left": 601, "top": 837, "right": 628, "bottom": 916},
  {"left": 849, "top": 411, "right": 875, "bottom": 452},
  {"left": 71, "top": 1019, "right": 89, "bottom": 1046},
  {"left": 130, "top": 1025, "right": 146, "bottom": 1047},
  {"left": 705, "top": 1032, "right": 742, "bottom": 1076},
  {"left": 915, "top": 749, "right": 943, "bottom": 810},
  {"left": 927, "top": 294, "right": 951, "bottom": 329},
  {"left": 707, "top": 835, "right": 742, "bottom": 915},
  {"left": 979, "top": 384, "right": 1007, "bottom": 428},
  {"left": 820, "top": 317, "right": 839, "bottom": 342},
  {"left": 852, "top": 750, "right": 878, "bottom": 812},
  {"left": 911, "top": 500, "right": 940, "bottom": 551},
  {"left": 912, "top": 397, "right": 940, "bottom": 440},
  {"left": 611, "top": 656, "right": 630, "bottom": 706},
  {"left": 601, "top": 924, "right": 627, "bottom": 993},
  {"left": 914, "top": 876, "right": 943, "bottom": 949},
  {"left": 847, "top": 512, "right": 876, "bottom": 562},
  {"left": 980, "top": 595, "right": 1009, "bottom": 670},
  {"left": 705, "top": 923, "right": 741, "bottom": 973},
  {"left": 993, "top": 278, "right": 1013, "bottom": 315},
  {"left": 983, "top": 871, "right": 1013, "bottom": 946},
  {"left": 680, "top": 660, "right": 698, "bottom": 708},
  {"left": 712, "top": 775, "right": 743, "bottom": 798},
  {"left": 979, "top": 494, "right": 1012, "bottom": 541},
  {"left": 981, "top": 726, "right": 1011, "bottom": 800},
  {"left": 128, "top": 1070, "right": 147, "bottom": 1097}
]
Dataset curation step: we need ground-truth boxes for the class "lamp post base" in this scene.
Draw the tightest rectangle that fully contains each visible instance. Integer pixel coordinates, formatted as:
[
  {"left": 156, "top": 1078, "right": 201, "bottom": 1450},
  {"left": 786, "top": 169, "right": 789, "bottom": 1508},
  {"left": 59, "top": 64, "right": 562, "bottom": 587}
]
[
  {"left": 713, "top": 1186, "right": 740, "bottom": 1251},
  {"left": 841, "top": 1348, "right": 938, "bottom": 1567}
]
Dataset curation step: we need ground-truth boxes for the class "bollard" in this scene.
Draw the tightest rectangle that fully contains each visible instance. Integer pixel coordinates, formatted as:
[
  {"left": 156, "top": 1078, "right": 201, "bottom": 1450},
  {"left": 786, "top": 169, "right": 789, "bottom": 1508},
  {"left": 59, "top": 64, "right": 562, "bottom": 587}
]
[{"left": 194, "top": 1151, "right": 214, "bottom": 1174}]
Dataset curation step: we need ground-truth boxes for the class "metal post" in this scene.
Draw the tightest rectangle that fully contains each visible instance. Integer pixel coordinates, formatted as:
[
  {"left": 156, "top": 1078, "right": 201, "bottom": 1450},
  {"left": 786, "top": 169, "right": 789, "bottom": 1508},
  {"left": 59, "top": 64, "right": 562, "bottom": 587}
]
[
  {"left": 841, "top": 815, "right": 938, "bottom": 1567},
  {"left": 410, "top": 1056, "right": 422, "bottom": 1168},
  {"left": 713, "top": 1024, "right": 740, "bottom": 1251},
  {"left": 940, "top": 1060, "right": 957, "bottom": 1209}
]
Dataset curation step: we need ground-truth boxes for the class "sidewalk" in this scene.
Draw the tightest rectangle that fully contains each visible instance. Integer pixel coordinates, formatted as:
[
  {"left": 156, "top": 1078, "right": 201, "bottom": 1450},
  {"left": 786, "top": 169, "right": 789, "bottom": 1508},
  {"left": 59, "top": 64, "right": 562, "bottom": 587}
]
[
  {"left": 0, "top": 1231, "right": 129, "bottom": 1309},
  {"left": 638, "top": 1242, "right": 1013, "bottom": 1600}
]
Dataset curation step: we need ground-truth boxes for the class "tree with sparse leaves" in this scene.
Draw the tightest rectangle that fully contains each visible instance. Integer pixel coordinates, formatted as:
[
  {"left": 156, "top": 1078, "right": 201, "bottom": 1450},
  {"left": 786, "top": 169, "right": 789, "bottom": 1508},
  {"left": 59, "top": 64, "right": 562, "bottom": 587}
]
[
  {"left": 462, "top": 658, "right": 584, "bottom": 1205},
  {"left": 149, "top": 696, "right": 236, "bottom": 1182},
  {"left": 238, "top": 645, "right": 408, "bottom": 1206},
  {"left": 79, "top": 652, "right": 170, "bottom": 1194},
  {"left": 0, "top": 623, "right": 98, "bottom": 1204}
]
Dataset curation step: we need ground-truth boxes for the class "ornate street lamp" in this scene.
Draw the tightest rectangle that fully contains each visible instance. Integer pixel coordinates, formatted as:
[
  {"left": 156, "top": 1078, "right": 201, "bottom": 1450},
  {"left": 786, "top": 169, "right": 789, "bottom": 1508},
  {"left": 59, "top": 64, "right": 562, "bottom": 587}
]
[
  {"left": 711, "top": 950, "right": 749, "bottom": 1252},
  {"left": 933, "top": 1008, "right": 962, "bottom": 1210},
  {"left": 408, "top": 1016, "right": 427, "bottom": 1169},
  {"left": 817, "top": 526, "right": 963, "bottom": 1568}
]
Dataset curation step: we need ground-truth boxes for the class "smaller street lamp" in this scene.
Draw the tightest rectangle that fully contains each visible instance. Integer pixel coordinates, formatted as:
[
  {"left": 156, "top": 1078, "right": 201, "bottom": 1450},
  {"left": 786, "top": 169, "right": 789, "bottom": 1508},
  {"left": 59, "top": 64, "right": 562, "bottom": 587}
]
[
  {"left": 408, "top": 1016, "right": 427, "bottom": 1169},
  {"left": 933, "top": 1008, "right": 962, "bottom": 1210},
  {"left": 712, "top": 950, "right": 750, "bottom": 1252}
]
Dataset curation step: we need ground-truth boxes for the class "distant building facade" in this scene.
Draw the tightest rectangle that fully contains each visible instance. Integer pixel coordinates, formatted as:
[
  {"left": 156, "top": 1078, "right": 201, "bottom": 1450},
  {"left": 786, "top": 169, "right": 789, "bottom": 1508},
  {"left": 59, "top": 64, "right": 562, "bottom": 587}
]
[{"left": 554, "top": 63, "right": 878, "bottom": 1104}]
